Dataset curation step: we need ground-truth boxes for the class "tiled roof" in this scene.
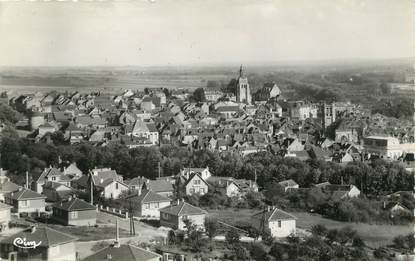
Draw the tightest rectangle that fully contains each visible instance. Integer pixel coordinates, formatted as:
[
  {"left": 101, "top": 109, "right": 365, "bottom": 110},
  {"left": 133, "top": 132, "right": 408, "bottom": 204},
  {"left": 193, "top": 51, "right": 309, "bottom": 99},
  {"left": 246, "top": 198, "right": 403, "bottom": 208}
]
[
  {"left": 53, "top": 198, "right": 96, "bottom": 211},
  {"left": 7, "top": 188, "right": 46, "bottom": 200},
  {"left": 183, "top": 173, "right": 209, "bottom": 187},
  {"left": 160, "top": 201, "right": 207, "bottom": 216},
  {"left": 1, "top": 226, "right": 77, "bottom": 247},
  {"left": 126, "top": 189, "right": 170, "bottom": 204},
  {"left": 278, "top": 179, "right": 298, "bottom": 187},
  {"left": 0, "top": 180, "right": 20, "bottom": 193},
  {"left": 37, "top": 167, "right": 64, "bottom": 183},
  {"left": 146, "top": 180, "right": 173, "bottom": 192},
  {"left": 83, "top": 244, "right": 161, "bottom": 261},
  {"left": 253, "top": 207, "right": 297, "bottom": 221}
]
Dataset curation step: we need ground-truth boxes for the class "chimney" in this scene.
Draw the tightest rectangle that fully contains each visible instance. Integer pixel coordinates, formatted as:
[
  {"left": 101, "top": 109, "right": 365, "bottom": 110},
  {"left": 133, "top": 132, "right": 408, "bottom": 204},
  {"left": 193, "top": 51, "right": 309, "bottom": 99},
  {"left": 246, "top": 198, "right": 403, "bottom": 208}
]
[
  {"left": 176, "top": 199, "right": 180, "bottom": 205},
  {"left": 383, "top": 201, "right": 386, "bottom": 209},
  {"left": 267, "top": 206, "right": 271, "bottom": 212}
]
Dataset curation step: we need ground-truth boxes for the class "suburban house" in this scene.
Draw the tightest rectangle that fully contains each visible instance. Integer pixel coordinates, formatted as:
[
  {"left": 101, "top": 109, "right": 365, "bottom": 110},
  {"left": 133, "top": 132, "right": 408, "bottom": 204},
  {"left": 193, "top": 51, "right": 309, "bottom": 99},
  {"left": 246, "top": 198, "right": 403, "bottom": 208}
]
[
  {"left": 76, "top": 168, "right": 128, "bottom": 199},
  {"left": 322, "top": 184, "right": 361, "bottom": 199},
  {"left": 384, "top": 202, "right": 412, "bottom": 217},
  {"left": 83, "top": 244, "right": 161, "bottom": 261},
  {"left": 0, "top": 202, "right": 12, "bottom": 232},
  {"left": 206, "top": 177, "right": 241, "bottom": 197},
  {"left": 233, "top": 178, "right": 259, "bottom": 194},
  {"left": 62, "top": 162, "right": 83, "bottom": 179},
  {"left": 94, "top": 179, "right": 129, "bottom": 199},
  {"left": 278, "top": 179, "right": 299, "bottom": 192},
  {"left": 179, "top": 167, "right": 212, "bottom": 180},
  {"left": 126, "top": 176, "right": 148, "bottom": 192},
  {"left": 4, "top": 188, "right": 46, "bottom": 214},
  {"left": 144, "top": 179, "right": 174, "bottom": 198},
  {"left": 34, "top": 167, "right": 71, "bottom": 194},
  {"left": 42, "top": 182, "right": 73, "bottom": 202},
  {"left": 0, "top": 172, "right": 20, "bottom": 202},
  {"left": 125, "top": 189, "right": 171, "bottom": 218},
  {"left": 0, "top": 226, "right": 78, "bottom": 261},
  {"left": 159, "top": 201, "right": 207, "bottom": 230},
  {"left": 183, "top": 172, "right": 209, "bottom": 196},
  {"left": 126, "top": 119, "right": 159, "bottom": 145},
  {"left": 252, "top": 207, "right": 297, "bottom": 238},
  {"left": 52, "top": 198, "right": 97, "bottom": 226}
]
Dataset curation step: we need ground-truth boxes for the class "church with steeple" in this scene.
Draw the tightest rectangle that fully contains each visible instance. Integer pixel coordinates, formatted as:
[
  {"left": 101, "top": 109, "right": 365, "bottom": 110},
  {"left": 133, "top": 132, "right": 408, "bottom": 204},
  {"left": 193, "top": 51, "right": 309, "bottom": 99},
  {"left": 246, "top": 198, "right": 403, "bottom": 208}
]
[{"left": 236, "top": 65, "right": 252, "bottom": 104}]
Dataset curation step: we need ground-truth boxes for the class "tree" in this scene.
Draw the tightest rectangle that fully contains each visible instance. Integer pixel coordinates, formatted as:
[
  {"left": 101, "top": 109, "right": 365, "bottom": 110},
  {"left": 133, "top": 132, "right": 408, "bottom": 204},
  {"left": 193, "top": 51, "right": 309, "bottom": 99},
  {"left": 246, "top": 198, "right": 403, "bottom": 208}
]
[
  {"left": 167, "top": 230, "right": 176, "bottom": 245},
  {"left": 191, "top": 88, "right": 206, "bottom": 102},
  {"left": 234, "top": 244, "right": 249, "bottom": 260},
  {"left": 269, "top": 242, "right": 285, "bottom": 259},
  {"left": 249, "top": 243, "right": 267, "bottom": 260},
  {"left": 311, "top": 224, "right": 327, "bottom": 237},
  {"left": 204, "top": 218, "right": 218, "bottom": 243},
  {"left": 0, "top": 103, "right": 20, "bottom": 124},
  {"left": 225, "top": 229, "right": 240, "bottom": 246}
]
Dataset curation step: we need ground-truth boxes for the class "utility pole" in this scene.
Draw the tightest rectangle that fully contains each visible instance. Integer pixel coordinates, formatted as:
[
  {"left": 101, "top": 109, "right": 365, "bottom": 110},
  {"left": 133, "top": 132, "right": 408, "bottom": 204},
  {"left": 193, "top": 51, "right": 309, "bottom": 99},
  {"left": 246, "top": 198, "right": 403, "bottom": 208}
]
[
  {"left": 158, "top": 162, "right": 161, "bottom": 178},
  {"left": 90, "top": 175, "right": 94, "bottom": 205},
  {"left": 26, "top": 171, "right": 29, "bottom": 189},
  {"left": 128, "top": 200, "right": 136, "bottom": 235}
]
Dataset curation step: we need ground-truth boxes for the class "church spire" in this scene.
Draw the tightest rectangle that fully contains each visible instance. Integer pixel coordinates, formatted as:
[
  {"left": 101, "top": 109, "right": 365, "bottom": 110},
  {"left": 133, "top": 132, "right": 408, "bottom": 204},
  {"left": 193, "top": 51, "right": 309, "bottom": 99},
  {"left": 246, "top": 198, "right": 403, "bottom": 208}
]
[{"left": 239, "top": 64, "right": 244, "bottom": 77}]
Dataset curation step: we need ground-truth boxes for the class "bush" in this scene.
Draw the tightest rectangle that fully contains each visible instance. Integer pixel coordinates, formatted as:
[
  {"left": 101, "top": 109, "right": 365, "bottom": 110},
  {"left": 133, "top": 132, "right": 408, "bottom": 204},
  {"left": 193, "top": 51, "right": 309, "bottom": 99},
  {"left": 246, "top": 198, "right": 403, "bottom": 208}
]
[
  {"left": 249, "top": 243, "right": 267, "bottom": 260},
  {"left": 393, "top": 234, "right": 415, "bottom": 250},
  {"left": 311, "top": 224, "right": 327, "bottom": 237}
]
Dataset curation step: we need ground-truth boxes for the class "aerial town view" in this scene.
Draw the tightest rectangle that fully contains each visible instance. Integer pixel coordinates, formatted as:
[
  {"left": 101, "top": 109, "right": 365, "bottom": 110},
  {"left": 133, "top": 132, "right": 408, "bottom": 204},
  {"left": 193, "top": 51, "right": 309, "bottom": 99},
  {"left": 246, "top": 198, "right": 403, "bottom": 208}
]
[{"left": 0, "top": 0, "right": 414, "bottom": 261}]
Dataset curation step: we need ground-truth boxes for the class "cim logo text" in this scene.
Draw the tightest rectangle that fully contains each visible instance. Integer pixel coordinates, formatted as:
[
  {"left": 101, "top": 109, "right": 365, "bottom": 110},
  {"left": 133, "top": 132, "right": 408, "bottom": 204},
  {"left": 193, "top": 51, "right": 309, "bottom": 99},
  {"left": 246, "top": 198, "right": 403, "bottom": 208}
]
[{"left": 13, "top": 237, "right": 42, "bottom": 249}]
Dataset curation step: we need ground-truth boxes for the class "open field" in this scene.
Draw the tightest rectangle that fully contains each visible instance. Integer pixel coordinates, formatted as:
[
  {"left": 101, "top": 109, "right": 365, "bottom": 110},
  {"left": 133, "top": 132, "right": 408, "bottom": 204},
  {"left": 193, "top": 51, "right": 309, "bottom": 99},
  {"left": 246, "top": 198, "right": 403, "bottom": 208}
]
[
  {"left": 207, "top": 208, "right": 412, "bottom": 248},
  {"left": 37, "top": 223, "right": 133, "bottom": 242}
]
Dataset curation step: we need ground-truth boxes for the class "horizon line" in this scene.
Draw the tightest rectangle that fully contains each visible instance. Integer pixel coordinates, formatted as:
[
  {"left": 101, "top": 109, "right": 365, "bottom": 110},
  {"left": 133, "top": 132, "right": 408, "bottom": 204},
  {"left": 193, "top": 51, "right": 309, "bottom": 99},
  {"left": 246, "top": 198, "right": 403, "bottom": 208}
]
[{"left": 0, "top": 56, "right": 413, "bottom": 69}]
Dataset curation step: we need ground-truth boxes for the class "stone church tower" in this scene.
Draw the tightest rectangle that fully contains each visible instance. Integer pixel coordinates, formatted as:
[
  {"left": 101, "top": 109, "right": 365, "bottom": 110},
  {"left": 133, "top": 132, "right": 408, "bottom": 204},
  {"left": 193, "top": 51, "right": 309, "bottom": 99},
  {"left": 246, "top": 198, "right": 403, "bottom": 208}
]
[{"left": 236, "top": 65, "right": 252, "bottom": 104}]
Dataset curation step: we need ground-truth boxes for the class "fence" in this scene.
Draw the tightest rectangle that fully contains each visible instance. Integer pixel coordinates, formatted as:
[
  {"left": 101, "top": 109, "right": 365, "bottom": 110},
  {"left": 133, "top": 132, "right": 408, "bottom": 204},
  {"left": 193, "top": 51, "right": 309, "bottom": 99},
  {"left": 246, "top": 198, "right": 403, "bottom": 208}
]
[{"left": 95, "top": 204, "right": 129, "bottom": 219}]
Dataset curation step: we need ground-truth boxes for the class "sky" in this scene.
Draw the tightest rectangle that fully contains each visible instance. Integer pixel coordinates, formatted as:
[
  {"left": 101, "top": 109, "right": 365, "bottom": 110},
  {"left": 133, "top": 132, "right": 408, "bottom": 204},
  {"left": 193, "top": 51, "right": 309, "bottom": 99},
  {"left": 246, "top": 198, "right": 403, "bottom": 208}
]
[{"left": 0, "top": 0, "right": 413, "bottom": 66}]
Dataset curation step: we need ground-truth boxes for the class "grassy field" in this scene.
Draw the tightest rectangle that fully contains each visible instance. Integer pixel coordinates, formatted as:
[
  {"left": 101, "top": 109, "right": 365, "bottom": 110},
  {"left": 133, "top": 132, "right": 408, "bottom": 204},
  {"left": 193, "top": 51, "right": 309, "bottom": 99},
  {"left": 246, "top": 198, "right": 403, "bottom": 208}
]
[
  {"left": 207, "top": 208, "right": 412, "bottom": 248},
  {"left": 38, "top": 224, "right": 133, "bottom": 242}
]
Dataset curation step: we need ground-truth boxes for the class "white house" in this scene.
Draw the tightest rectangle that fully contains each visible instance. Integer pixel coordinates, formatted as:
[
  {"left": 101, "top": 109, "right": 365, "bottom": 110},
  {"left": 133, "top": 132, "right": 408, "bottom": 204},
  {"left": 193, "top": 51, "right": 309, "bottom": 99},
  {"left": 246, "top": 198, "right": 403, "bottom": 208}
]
[
  {"left": 125, "top": 189, "right": 171, "bottom": 218},
  {"left": 252, "top": 207, "right": 297, "bottom": 238}
]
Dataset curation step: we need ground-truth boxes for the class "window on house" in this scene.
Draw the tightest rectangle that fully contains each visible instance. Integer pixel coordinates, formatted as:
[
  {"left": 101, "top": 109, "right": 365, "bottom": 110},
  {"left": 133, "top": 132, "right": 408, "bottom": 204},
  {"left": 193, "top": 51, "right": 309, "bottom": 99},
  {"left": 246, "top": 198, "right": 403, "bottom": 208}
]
[
  {"left": 154, "top": 202, "right": 159, "bottom": 208},
  {"left": 52, "top": 177, "right": 56, "bottom": 181},
  {"left": 200, "top": 188, "right": 205, "bottom": 194},
  {"left": 145, "top": 203, "right": 150, "bottom": 209},
  {"left": 278, "top": 220, "right": 281, "bottom": 228},
  {"left": 20, "top": 200, "right": 28, "bottom": 207},
  {"left": 115, "top": 183, "right": 119, "bottom": 190},
  {"left": 189, "top": 188, "right": 195, "bottom": 194},
  {"left": 194, "top": 180, "right": 200, "bottom": 185},
  {"left": 71, "top": 211, "right": 78, "bottom": 219}
]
